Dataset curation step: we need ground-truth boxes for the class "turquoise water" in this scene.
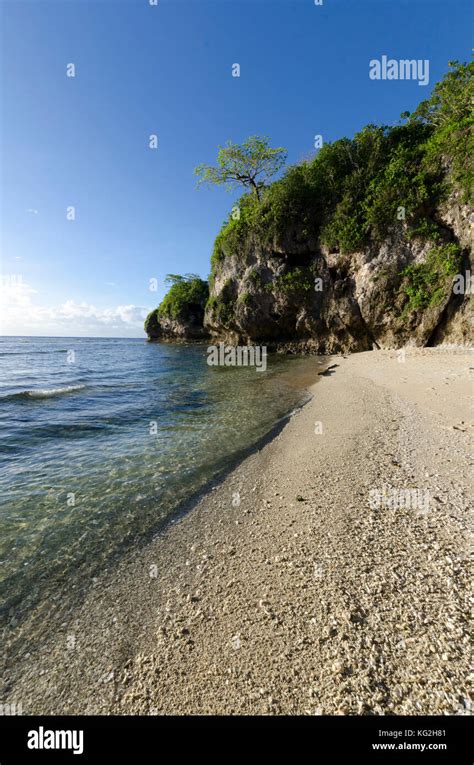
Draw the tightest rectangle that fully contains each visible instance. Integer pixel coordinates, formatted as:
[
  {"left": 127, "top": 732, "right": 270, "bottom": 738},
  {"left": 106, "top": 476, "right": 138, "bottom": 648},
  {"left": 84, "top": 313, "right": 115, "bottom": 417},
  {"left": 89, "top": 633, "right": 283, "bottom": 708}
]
[{"left": 0, "top": 336, "right": 321, "bottom": 635}]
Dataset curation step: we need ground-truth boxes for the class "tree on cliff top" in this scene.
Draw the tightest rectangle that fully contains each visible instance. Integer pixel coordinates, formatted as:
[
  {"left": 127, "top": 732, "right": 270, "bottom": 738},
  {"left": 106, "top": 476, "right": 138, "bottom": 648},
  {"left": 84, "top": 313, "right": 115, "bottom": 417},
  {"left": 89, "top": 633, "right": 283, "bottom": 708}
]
[{"left": 194, "top": 135, "right": 287, "bottom": 201}]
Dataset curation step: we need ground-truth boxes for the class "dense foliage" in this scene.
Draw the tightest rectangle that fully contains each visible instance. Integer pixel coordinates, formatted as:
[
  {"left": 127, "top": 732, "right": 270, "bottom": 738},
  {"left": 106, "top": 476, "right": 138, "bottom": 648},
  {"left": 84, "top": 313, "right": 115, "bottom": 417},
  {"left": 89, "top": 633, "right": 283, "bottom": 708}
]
[
  {"left": 211, "top": 60, "right": 472, "bottom": 271},
  {"left": 399, "top": 243, "right": 462, "bottom": 315},
  {"left": 145, "top": 274, "right": 208, "bottom": 331}
]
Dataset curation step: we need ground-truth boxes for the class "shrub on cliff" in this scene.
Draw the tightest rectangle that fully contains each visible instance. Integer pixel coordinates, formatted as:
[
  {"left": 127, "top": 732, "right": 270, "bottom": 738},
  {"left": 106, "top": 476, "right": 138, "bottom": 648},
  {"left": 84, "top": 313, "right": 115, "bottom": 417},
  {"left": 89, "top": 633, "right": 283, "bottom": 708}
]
[
  {"left": 145, "top": 275, "right": 209, "bottom": 339},
  {"left": 399, "top": 243, "right": 462, "bottom": 315},
  {"left": 155, "top": 274, "right": 209, "bottom": 321},
  {"left": 209, "top": 60, "right": 472, "bottom": 271},
  {"left": 406, "top": 59, "right": 473, "bottom": 202}
]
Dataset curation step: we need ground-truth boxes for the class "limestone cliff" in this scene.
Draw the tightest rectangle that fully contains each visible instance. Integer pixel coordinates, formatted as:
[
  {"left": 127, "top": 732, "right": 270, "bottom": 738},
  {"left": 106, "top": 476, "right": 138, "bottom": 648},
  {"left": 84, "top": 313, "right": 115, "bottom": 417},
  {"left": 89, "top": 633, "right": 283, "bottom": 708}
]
[
  {"left": 203, "top": 62, "right": 473, "bottom": 351},
  {"left": 146, "top": 61, "right": 473, "bottom": 350},
  {"left": 204, "top": 193, "right": 472, "bottom": 353}
]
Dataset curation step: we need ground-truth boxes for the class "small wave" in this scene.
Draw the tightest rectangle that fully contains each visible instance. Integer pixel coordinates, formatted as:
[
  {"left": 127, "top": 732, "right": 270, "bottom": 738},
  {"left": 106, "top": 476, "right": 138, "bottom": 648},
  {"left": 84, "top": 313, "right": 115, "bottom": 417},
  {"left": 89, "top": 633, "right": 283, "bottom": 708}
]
[
  {"left": 2, "top": 385, "right": 86, "bottom": 401},
  {"left": 0, "top": 349, "right": 68, "bottom": 356}
]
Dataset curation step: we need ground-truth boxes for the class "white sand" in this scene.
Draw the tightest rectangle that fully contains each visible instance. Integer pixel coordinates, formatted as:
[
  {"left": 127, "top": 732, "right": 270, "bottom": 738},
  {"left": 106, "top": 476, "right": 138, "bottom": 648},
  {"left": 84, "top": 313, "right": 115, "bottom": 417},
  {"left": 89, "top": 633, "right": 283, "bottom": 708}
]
[{"left": 6, "top": 348, "right": 473, "bottom": 715}]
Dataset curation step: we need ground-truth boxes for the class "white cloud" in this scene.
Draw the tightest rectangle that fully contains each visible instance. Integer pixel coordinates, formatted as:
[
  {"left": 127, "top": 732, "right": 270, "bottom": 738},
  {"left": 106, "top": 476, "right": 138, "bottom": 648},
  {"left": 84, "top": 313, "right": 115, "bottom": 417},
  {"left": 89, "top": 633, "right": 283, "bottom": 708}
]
[{"left": 0, "top": 279, "right": 149, "bottom": 337}]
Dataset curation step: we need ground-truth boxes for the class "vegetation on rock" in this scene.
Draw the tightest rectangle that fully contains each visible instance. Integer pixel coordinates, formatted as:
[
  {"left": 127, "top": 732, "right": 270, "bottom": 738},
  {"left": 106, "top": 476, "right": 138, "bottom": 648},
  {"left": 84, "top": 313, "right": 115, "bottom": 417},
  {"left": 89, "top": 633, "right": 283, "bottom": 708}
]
[
  {"left": 155, "top": 274, "right": 208, "bottom": 321},
  {"left": 203, "top": 60, "right": 472, "bottom": 349},
  {"left": 210, "top": 60, "right": 472, "bottom": 264},
  {"left": 399, "top": 243, "right": 462, "bottom": 315},
  {"left": 145, "top": 60, "right": 472, "bottom": 348},
  {"left": 145, "top": 275, "right": 209, "bottom": 340}
]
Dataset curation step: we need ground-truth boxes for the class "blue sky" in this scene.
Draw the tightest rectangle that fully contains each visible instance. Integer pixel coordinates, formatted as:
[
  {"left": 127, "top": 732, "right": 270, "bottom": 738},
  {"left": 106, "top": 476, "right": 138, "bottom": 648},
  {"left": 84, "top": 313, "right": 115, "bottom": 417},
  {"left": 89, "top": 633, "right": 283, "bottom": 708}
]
[{"left": 1, "top": 0, "right": 472, "bottom": 336}]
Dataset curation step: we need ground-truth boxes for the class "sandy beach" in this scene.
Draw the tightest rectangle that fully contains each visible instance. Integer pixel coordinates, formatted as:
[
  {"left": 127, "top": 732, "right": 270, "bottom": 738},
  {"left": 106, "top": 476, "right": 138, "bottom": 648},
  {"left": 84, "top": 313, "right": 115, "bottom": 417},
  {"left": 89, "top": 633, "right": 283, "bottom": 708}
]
[{"left": 4, "top": 348, "right": 473, "bottom": 715}]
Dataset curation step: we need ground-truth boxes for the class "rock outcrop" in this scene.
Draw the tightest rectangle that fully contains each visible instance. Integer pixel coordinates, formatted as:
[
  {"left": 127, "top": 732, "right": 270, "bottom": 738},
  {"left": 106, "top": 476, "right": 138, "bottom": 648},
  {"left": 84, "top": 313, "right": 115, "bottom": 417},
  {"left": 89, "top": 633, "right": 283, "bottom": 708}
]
[
  {"left": 204, "top": 193, "right": 472, "bottom": 353},
  {"left": 145, "top": 309, "right": 209, "bottom": 341},
  {"left": 146, "top": 62, "right": 473, "bottom": 350},
  {"left": 145, "top": 276, "right": 209, "bottom": 341}
]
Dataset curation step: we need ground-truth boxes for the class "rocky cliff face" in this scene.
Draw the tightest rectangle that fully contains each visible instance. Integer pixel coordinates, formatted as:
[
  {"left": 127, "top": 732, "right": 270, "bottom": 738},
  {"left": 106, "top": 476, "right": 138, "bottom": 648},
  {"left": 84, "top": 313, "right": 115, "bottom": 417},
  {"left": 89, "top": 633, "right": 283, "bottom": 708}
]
[
  {"left": 146, "top": 61, "right": 472, "bottom": 350},
  {"left": 429, "top": 194, "right": 474, "bottom": 345},
  {"left": 204, "top": 194, "right": 473, "bottom": 353},
  {"left": 145, "top": 308, "right": 209, "bottom": 341}
]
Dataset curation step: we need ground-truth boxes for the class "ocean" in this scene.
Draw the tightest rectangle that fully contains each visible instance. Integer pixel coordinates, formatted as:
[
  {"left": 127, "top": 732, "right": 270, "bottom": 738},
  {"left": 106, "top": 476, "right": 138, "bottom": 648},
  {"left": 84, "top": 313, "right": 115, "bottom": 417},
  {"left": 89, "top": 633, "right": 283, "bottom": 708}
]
[{"left": 0, "top": 336, "right": 322, "bottom": 643}]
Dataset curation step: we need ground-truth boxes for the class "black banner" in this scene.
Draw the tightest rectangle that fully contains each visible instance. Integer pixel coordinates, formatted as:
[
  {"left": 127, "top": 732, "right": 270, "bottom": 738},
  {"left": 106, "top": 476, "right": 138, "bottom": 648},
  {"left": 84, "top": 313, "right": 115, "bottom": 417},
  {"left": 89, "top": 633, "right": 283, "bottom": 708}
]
[{"left": 0, "top": 714, "right": 471, "bottom": 763}]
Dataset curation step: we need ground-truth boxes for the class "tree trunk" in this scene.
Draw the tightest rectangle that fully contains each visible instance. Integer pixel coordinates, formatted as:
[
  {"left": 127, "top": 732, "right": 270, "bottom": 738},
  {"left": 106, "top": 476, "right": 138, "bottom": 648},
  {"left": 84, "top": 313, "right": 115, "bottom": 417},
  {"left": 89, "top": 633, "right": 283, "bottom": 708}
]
[{"left": 249, "top": 179, "right": 261, "bottom": 201}]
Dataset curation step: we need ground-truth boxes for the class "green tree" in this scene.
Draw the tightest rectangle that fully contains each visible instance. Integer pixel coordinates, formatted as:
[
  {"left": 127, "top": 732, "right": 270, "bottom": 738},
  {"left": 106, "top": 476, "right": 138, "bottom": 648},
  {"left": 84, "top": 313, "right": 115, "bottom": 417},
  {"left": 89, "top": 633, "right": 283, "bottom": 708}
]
[{"left": 195, "top": 135, "right": 287, "bottom": 201}]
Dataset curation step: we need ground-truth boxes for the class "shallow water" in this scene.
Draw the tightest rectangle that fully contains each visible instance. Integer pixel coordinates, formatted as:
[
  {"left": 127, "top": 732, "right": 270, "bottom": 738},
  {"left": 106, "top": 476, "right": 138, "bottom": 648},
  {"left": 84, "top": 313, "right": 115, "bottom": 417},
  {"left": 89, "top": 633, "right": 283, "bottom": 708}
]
[{"left": 0, "top": 336, "right": 323, "bottom": 632}]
